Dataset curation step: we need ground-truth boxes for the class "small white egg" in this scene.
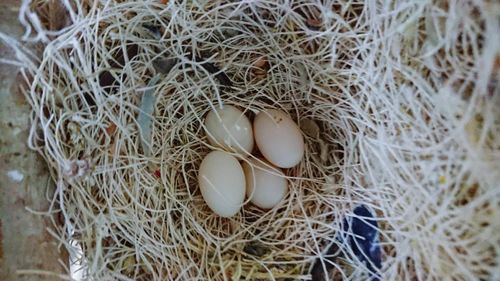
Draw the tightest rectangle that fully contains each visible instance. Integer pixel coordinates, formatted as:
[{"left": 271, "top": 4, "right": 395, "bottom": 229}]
[
  {"left": 198, "top": 151, "right": 246, "bottom": 217},
  {"left": 205, "top": 105, "right": 254, "bottom": 156},
  {"left": 242, "top": 158, "right": 288, "bottom": 209},
  {"left": 253, "top": 109, "right": 304, "bottom": 168}
]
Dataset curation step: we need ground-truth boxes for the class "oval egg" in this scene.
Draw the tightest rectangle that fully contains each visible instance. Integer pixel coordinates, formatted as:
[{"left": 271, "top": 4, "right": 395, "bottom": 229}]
[
  {"left": 253, "top": 109, "right": 304, "bottom": 168},
  {"left": 198, "top": 151, "right": 246, "bottom": 217},
  {"left": 242, "top": 158, "right": 288, "bottom": 209},
  {"left": 205, "top": 105, "right": 254, "bottom": 156}
]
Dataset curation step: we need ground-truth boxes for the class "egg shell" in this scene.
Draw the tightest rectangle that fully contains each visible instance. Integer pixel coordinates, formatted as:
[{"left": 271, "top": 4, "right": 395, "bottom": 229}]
[
  {"left": 242, "top": 158, "right": 288, "bottom": 209},
  {"left": 198, "top": 151, "right": 246, "bottom": 217},
  {"left": 205, "top": 105, "right": 254, "bottom": 156},
  {"left": 253, "top": 109, "right": 304, "bottom": 168}
]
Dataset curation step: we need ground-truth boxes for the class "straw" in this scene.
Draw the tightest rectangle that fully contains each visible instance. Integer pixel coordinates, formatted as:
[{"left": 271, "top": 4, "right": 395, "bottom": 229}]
[{"left": 1, "top": 0, "right": 498, "bottom": 280}]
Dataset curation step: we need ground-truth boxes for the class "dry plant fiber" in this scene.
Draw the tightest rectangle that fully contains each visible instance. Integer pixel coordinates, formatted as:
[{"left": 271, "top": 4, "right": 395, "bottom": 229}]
[{"left": 0, "top": 0, "right": 499, "bottom": 280}]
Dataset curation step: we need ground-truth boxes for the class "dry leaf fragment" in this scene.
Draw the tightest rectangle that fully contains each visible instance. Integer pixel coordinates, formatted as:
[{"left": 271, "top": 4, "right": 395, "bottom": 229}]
[
  {"left": 306, "top": 18, "right": 322, "bottom": 28},
  {"left": 300, "top": 118, "right": 320, "bottom": 138},
  {"left": 106, "top": 123, "right": 117, "bottom": 135},
  {"left": 252, "top": 56, "right": 269, "bottom": 78}
]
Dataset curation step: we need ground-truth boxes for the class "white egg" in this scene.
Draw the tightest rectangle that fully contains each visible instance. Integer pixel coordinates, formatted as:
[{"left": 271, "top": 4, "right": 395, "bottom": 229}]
[
  {"left": 198, "top": 151, "right": 246, "bottom": 217},
  {"left": 242, "top": 158, "right": 288, "bottom": 209},
  {"left": 253, "top": 109, "right": 304, "bottom": 168},
  {"left": 205, "top": 105, "right": 254, "bottom": 156}
]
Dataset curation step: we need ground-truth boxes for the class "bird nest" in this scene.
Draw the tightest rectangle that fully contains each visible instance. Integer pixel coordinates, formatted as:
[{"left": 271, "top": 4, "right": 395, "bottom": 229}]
[{"left": 2, "top": 0, "right": 499, "bottom": 280}]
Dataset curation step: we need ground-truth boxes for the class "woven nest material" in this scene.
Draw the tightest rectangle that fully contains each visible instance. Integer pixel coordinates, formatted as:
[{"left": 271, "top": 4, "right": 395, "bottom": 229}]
[{"left": 1, "top": 0, "right": 499, "bottom": 280}]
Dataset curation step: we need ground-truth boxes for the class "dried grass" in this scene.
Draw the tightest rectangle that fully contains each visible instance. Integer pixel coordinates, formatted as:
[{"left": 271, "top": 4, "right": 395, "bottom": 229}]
[{"left": 1, "top": 0, "right": 499, "bottom": 280}]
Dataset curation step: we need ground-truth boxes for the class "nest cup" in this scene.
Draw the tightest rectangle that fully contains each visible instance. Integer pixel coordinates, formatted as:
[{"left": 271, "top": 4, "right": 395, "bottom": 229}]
[{"left": 3, "top": 0, "right": 499, "bottom": 280}]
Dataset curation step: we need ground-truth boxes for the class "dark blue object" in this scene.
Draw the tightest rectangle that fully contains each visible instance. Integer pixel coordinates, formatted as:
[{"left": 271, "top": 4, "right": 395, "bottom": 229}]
[
  {"left": 342, "top": 205, "right": 382, "bottom": 280},
  {"left": 310, "top": 205, "right": 382, "bottom": 281}
]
